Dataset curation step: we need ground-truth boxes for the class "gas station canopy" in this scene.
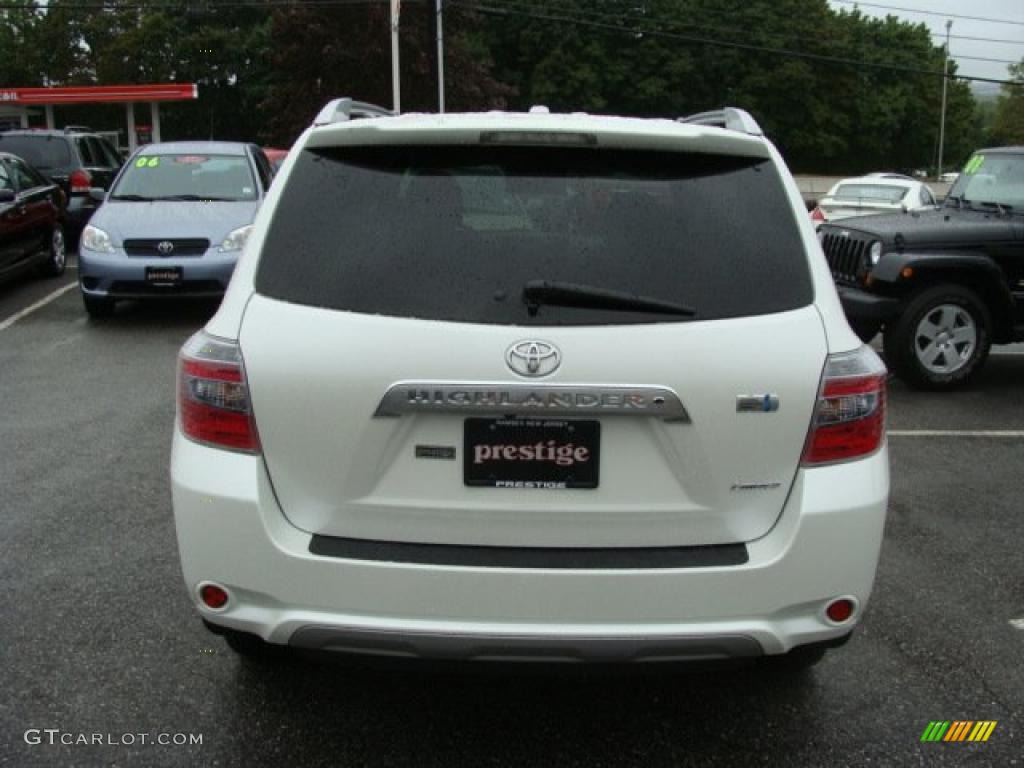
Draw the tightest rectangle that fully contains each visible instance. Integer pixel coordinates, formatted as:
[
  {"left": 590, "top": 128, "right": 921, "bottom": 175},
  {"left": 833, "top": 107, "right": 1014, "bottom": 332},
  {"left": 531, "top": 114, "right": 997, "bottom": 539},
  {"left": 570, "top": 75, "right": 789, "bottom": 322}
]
[{"left": 0, "top": 83, "right": 198, "bottom": 152}]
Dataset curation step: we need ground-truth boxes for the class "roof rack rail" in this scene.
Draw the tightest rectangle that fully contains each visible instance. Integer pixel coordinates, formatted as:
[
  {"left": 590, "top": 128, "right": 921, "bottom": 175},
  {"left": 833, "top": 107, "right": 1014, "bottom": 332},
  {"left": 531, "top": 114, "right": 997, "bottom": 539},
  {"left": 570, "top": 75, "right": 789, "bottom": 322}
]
[
  {"left": 313, "top": 98, "right": 393, "bottom": 126},
  {"left": 677, "top": 108, "right": 762, "bottom": 136}
]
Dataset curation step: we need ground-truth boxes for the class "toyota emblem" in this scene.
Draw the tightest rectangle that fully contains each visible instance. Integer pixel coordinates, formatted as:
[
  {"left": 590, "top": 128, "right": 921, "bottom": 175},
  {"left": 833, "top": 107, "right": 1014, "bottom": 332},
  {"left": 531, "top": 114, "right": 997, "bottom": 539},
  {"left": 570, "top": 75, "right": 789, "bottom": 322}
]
[
  {"left": 506, "top": 340, "right": 561, "bottom": 378},
  {"left": 157, "top": 240, "right": 175, "bottom": 256}
]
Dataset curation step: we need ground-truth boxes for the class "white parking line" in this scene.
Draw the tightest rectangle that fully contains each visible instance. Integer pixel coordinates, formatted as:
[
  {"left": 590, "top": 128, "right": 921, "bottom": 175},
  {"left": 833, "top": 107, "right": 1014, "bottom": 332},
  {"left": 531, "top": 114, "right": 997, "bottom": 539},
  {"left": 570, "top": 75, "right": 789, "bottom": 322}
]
[
  {"left": 1010, "top": 618, "right": 1024, "bottom": 631},
  {"left": 889, "top": 430, "right": 1024, "bottom": 438},
  {"left": 0, "top": 282, "right": 76, "bottom": 332}
]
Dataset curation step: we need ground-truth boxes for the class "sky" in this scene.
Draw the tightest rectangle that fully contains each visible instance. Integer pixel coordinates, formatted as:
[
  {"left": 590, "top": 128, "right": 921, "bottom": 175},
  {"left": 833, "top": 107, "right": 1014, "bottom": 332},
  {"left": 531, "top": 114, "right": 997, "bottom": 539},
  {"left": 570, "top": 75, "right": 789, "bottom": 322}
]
[{"left": 827, "top": 0, "right": 1024, "bottom": 95}]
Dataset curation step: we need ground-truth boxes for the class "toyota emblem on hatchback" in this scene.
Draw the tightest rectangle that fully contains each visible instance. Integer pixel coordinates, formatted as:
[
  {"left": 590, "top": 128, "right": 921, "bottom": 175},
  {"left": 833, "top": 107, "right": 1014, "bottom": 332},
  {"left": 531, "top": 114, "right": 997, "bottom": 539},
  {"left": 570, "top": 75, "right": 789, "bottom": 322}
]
[
  {"left": 157, "top": 240, "right": 175, "bottom": 256},
  {"left": 506, "top": 340, "right": 561, "bottom": 377}
]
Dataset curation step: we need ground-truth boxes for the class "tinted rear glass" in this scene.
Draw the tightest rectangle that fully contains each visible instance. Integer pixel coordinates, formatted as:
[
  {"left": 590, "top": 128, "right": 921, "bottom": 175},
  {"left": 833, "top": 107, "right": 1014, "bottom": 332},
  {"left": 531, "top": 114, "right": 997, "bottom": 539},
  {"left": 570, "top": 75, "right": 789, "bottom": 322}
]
[
  {"left": 0, "top": 136, "right": 72, "bottom": 170},
  {"left": 256, "top": 145, "right": 813, "bottom": 325}
]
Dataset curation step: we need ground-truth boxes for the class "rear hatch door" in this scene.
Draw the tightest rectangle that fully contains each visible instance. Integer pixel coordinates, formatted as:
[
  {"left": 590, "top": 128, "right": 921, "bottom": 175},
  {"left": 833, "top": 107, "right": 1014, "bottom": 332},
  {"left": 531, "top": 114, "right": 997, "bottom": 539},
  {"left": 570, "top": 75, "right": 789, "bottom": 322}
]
[{"left": 241, "top": 140, "right": 825, "bottom": 548}]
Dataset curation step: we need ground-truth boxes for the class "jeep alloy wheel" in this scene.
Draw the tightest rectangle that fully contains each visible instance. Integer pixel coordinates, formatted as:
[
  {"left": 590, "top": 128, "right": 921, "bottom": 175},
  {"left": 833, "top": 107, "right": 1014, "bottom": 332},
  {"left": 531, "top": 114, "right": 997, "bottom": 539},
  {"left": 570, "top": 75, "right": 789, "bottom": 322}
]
[
  {"left": 884, "top": 284, "right": 991, "bottom": 389},
  {"left": 913, "top": 303, "right": 977, "bottom": 375}
]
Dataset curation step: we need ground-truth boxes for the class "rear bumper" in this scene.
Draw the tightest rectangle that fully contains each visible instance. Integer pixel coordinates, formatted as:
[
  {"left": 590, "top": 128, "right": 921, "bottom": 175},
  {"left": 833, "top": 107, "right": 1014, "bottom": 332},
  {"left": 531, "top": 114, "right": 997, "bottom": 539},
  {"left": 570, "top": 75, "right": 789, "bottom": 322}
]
[
  {"left": 171, "top": 431, "right": 889, "bottom": 661},
  {"left": 79, "top": 247, "right": 237, "bottom": 299},
  {"left": 836, "top": 285, "right": 901, "bottom": 323},
  {"left": 65, "top": 196, "right": 99, "bottom": 230}
]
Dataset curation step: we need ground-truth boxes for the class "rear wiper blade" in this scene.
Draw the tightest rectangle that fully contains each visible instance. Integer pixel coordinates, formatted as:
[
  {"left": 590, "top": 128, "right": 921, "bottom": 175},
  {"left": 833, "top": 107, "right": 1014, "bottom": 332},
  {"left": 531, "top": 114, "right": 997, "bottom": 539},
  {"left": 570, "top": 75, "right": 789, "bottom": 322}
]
[
  {"left": 111, "top": 194, "right": 154, "bottom": 201},
  {"left": 522, "top": 280, "right": 696, "bottom": 317},
  {"left": 972, "top": 200, "right": 1013, "bottom": 215},
  {"left": 154, "top": 194, "right": 235, "bottom": 201}
]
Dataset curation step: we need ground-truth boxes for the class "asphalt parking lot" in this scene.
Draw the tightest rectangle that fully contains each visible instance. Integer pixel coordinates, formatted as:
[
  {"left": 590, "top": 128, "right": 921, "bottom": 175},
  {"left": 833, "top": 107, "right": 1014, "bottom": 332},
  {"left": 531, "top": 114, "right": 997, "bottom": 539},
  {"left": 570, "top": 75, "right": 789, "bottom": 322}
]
[{"left": 1, "top": 262, "right": 1021, "bottom": 767}]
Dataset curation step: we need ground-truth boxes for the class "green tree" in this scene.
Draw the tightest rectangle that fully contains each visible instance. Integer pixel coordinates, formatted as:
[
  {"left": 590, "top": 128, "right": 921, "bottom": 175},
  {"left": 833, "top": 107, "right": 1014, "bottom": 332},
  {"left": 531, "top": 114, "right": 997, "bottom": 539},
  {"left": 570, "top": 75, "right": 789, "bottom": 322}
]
[
  {"left": 261, "top": 4, "right": 510, "bottom": 147},
  {"left": 991, "top": 59, "right": 1024, "bottom": 145},
  {"left": 474, "top": 0, "right": 979, "bottom": 173},
  {"left": 0, "top": 7, "right": 42, "bottom": 86}
]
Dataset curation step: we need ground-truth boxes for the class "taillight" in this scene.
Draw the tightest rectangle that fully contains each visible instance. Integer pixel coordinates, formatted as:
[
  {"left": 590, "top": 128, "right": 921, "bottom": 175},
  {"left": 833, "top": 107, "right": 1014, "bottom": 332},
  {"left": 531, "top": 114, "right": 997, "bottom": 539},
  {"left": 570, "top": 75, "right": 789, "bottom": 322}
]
[
  {"left": 802, "top": 347, "right": 886, "bottom": 466},
  {"left": 69, "top": 169, "right": 92, "bottom": 192},
  {"left": 810, "top": 206, "right": 825, "bottom": 222},
  {"left": 178, "top": 331, "right": 260, "bottom": 453}
]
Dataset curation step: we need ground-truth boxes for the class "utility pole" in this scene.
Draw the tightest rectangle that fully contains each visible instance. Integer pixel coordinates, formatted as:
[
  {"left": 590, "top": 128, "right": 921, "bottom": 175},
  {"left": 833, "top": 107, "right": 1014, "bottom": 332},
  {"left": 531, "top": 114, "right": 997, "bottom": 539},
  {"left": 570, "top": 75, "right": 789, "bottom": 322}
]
[
  {"left": 937, "top": 19, "right": 952, "bottom": 179},
  {"left": 436, "top": 0, "right": 445, "bottom": 113},
  {"left": 391, "top": 0, "right": 401, "bottom": 114}
]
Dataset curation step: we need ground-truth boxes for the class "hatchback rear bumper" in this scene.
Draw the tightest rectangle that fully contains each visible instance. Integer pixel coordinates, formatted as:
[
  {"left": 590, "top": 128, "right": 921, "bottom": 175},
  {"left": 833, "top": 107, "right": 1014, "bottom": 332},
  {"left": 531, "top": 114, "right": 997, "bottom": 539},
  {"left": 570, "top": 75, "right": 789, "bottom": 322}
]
[
  {"left": 171, "top": 431, "right": 888, "bottom": 661},
  {"left": 65, "top": 197, "right": 100, "bottom": 231}
]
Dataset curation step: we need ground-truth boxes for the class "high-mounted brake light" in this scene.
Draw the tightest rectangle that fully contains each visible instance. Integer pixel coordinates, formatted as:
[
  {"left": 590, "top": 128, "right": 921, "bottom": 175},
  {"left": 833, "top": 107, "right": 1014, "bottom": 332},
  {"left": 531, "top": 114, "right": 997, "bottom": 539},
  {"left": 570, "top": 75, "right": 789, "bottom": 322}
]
[
  {"left": 802, "top": 347, "right": 886, "bottom": 465},
  {"left": 479, "top": 131, "right": 598, "bottom": 147},
  {"left": 69, "top": 169, "right": 92, "bottom": 192},
  {"left": 178, "top": 331, "right": 260, "bottom": 453}
]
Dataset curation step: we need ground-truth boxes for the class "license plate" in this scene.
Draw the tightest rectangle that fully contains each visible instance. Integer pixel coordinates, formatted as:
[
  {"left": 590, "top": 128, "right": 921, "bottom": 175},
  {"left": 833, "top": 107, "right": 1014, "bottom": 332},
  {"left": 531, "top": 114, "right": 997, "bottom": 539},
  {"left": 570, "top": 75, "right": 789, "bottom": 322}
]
[
  {"left": 464, "top": 418, "right": 600, "bottom": 489},
  {"left": 145, "top": 266, "right": 182, "bottom": 286}
]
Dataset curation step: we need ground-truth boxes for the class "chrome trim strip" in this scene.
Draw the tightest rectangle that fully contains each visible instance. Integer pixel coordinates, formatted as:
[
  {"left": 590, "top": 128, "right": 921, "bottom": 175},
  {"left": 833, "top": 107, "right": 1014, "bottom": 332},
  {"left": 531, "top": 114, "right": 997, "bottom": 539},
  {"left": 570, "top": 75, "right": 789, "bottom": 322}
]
[{"left": 373, "top": 382, "right": 690, "bottom": 422}]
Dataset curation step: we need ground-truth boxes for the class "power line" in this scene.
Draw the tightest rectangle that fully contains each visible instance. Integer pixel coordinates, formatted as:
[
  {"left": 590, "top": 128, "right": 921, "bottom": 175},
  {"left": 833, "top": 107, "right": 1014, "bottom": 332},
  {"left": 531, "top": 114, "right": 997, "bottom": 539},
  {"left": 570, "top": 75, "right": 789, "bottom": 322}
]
[
  {"left": 937, "top": 33, "right": 1024, "bottom": 46},
  {"left": 831, "top": 0, "right": 1024, "bottom": 27},
  {"left": 0, "top": 0, "right": 393, "bottom": 7},
  {"left": 952, "top": 53, "right": 1020, "bottom": 64},
  {"left": 450, "top": 0, "right": 1017, "bottom": 85},
  {"left": 3, "top": 0, "right": 1020, "bottom": 79},
  {"left": 7, "top": 0, "right": 1024, "bottom": 50},
  {"left": 458, "top": 0, "right": 1022, "bottom": 66}
]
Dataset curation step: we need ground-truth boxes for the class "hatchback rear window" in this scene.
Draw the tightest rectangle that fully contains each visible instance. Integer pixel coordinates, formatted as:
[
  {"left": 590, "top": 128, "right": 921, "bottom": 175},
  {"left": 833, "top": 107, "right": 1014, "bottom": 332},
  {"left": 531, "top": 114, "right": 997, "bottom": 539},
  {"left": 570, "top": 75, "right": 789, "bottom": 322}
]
[
  {"left": 0, "top": 136, "right": 72, "bottom": 170},
  {"left": 256, "top": 145, "right": 813, "bottom": 325},
  {"left": 833, "top": 184, "right": 909, "bottom": 202}
]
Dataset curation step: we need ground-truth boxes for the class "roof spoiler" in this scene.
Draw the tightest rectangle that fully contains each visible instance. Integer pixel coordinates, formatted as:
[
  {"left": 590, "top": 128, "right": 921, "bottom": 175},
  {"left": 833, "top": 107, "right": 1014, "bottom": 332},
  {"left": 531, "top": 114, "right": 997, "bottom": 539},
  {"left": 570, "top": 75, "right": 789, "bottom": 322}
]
[
  {"left": 313, "top": 98, "right": 393, "bottom": 126},
  {"left": 677, "top": 108, "right": 762, "bottom": 136}
]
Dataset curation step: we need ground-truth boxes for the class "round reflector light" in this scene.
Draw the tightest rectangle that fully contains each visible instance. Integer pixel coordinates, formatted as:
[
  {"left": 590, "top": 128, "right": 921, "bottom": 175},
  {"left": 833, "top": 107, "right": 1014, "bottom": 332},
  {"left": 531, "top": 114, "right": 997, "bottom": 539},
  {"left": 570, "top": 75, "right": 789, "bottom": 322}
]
[
  {"left": 826, "top": 598, "right": 855, "bottom": 623},
  {"left": 200, "top": 584, "right": 229, "bottom": 610}
]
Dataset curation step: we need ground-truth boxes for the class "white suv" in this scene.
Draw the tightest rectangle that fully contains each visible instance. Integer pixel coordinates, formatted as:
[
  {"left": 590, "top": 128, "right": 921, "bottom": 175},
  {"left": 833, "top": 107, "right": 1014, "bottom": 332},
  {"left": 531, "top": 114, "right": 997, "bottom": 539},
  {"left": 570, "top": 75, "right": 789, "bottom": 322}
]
[{"left": 171, "top": 99, "right": 889, "bottom": 666}]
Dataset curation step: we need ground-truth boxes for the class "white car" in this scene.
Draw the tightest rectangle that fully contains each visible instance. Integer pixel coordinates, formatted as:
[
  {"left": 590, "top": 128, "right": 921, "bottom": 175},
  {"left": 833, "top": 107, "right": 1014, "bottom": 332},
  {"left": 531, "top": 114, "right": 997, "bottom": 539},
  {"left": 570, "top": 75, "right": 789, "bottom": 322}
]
[
  {"left": 811, "top": 176, "right": 938, "bottom": 223},
  {"left": 171, "top": 100, "right": 889, "bottom": 667}
]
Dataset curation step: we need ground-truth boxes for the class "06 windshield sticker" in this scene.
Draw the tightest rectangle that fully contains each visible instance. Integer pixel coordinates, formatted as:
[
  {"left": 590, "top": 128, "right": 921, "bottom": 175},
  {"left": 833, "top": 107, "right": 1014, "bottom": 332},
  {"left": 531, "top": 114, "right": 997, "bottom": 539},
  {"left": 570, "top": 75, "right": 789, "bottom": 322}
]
[
  {"left": 134, "top": 156, "right": 160, "bottom": 168},
  {"left": 964, "top": 155, "right": 985, "bottom": 175}
]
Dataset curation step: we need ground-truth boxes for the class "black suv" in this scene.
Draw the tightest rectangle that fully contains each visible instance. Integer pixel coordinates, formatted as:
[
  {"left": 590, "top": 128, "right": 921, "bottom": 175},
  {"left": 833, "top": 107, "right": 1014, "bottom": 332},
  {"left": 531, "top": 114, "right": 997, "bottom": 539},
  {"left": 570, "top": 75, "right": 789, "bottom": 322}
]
[
  {"left": 0, "top": 129, "right": 123, "bottom": 236},
  {"left": 821, "top": 146, "right": 1024, "bottom": 389}
]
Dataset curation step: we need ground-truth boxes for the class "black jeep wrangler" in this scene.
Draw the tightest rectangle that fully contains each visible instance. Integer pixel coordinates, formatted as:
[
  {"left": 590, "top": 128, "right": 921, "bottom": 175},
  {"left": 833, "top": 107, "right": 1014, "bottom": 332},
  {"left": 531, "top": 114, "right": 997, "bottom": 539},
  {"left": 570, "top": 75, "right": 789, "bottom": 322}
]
[{"left": 820, "top": 146, "right": 1024, "bottom": 389}]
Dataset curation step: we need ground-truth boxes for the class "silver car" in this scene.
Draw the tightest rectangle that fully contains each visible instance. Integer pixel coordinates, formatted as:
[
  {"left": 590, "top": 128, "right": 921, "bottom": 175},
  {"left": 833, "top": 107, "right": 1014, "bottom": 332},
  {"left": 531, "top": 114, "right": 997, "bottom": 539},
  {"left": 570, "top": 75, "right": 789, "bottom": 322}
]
[{"left": 78, "top": 141, "right": 274, "bottom": 318}]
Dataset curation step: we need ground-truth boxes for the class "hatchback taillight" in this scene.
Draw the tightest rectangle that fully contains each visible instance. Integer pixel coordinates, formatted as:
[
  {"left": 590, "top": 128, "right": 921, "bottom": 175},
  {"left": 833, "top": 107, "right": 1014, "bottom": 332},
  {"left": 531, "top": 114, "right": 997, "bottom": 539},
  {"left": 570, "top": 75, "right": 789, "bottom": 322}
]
[
  {"left": 802, "top": 347, "right": 886, "bottom": 466},
  {"left": 69, "top": 169, "right": 92, "bottom": 192},
  {"left": 178, "top": 331, "right": 260, "bottom": 453},
  {"left": 810, "top": 206, "right": 825, "bottom": 222}
]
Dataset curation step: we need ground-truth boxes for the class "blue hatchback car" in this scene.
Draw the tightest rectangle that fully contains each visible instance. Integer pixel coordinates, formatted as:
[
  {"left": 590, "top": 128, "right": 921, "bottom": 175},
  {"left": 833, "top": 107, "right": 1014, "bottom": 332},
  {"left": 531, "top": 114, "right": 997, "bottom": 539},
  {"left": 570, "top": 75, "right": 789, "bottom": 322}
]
[{"left": 78, "top": 141, "right": 275, "bottom": 317}]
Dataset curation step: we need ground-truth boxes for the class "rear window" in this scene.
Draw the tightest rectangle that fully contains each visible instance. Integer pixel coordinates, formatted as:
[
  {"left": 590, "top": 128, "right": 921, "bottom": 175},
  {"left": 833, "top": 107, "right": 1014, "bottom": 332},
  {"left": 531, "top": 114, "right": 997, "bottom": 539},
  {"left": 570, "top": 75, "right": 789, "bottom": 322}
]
[
  {"left": 0, "top": 136, "right": 72, "bottom": 170},
  {"left": 256, "top": 145, "right": 813, "bottom": 325},
  {"left": 832, "top": 183, "right": 909, "bottom": 203},
  {"left": 112, "top": 153, "right": 256, "bottom": 201}
]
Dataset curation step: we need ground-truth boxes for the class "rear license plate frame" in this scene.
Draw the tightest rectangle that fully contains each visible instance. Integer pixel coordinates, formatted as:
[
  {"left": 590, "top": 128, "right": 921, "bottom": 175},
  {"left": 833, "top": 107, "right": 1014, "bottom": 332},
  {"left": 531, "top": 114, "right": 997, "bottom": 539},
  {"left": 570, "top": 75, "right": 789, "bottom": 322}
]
[{"left": 463, "top": 417, "right": 600, "bottom": 489}]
